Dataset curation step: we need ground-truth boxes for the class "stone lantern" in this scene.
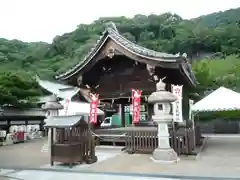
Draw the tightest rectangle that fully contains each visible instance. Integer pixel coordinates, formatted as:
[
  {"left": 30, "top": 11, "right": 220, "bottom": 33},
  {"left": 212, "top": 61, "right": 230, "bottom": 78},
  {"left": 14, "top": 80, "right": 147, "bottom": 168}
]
[
  {"left": 42, "top": 94, "right": 63, "bottom": 116},
  {"left": 148, "top": 78, "right": 179, "bottom": 163},
  {"left": 42, "top": 94, "right": 63, "bottom": 150}
]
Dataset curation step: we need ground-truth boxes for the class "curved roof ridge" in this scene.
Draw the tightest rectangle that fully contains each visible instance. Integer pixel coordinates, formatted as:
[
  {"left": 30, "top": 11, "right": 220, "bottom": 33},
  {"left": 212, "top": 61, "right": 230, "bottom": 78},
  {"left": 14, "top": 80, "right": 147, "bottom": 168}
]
[
  {"left": 107, "top": 26, "right": 181, "bottom": 59},
  {"left": 106, "top": 22, "right": 119, "bottom": 33},
  {"left": 56, "top": 30, "right": 109, "bottom": 79}
]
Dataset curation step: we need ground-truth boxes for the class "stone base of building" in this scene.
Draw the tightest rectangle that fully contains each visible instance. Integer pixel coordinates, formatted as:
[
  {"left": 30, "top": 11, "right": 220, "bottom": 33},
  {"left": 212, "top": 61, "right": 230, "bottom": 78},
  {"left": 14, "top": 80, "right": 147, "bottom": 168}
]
[{"left": 150, "top": 148, "right": 179, "bottom": 164}]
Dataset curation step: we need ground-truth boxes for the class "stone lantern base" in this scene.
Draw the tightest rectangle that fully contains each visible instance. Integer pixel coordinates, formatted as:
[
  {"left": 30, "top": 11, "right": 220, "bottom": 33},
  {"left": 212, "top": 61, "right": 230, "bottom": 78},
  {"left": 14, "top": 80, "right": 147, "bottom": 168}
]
[{"left": 151, "top": 148, "right": 179, "bottom": 164}]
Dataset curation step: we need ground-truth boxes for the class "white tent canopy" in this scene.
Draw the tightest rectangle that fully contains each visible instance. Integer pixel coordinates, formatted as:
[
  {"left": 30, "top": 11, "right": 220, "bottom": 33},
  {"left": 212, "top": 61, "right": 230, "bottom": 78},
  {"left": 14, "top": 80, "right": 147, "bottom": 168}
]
[
  {"left": 191, "top": 86, "right": 240, "bottom": 112},
  {"left": 58, "top": 100, "right": 104, "bottom": 116}
]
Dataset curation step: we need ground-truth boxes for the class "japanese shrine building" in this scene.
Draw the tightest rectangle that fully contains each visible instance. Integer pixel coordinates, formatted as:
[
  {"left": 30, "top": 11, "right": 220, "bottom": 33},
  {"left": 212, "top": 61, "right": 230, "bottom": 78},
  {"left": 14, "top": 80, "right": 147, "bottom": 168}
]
[{"left": 55, "top": 23, "right": 197, "bottom": 125}]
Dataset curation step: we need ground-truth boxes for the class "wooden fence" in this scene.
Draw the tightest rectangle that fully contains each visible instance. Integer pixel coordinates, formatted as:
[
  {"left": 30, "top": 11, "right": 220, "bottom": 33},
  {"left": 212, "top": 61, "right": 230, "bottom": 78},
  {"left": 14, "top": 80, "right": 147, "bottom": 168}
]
[{"left": 125, "top": 127, "right": 195, "bottom": 155}]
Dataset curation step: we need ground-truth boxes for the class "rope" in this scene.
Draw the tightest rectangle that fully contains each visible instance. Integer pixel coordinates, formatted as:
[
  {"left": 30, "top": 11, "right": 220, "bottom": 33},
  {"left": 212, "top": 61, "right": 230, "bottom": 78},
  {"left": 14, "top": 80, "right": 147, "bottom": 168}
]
[{"left": 90, "top": 129, "right": 126, "bottom": 141}]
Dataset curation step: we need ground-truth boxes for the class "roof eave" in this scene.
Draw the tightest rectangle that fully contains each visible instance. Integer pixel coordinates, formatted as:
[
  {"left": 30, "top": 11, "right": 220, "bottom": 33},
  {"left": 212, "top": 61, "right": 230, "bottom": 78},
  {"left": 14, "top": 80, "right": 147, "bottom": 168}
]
[
  {"left": 56, "top": 46, "right": 184, "bottom": 81},
  {"left": 55, "top": 30, "right": 109, "bottom": 80},
  {"left": 55, "top": 25, "right": 194, "bottom": 82}
]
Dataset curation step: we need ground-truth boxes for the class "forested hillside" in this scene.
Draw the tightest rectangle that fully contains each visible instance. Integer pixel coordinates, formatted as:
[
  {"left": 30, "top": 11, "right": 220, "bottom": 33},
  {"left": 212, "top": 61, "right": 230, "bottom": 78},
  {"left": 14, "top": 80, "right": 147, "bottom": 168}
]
[
  {"left": 0, "top": 7, "right": 240, "bottom": 106},
  {"left": 194, "top": 7, "right": 240, "bottom": 27}
]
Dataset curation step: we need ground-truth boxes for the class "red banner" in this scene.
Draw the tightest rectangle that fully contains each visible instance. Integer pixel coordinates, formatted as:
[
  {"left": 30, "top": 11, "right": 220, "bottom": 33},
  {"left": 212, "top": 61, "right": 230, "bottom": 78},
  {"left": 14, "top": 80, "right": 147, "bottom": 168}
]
[
  {"left": 90, "top": 93, "right": 99, "bottom": 124},
  {"left": 132, "top": 89, "right": 142, "bottom": 124}
]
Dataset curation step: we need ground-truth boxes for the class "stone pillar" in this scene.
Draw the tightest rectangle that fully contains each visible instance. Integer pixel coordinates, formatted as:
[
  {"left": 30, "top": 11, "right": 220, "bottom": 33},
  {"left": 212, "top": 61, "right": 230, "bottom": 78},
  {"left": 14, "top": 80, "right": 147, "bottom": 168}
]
[
  {"left": 148, "top": 78, "right": 179, "bottom": 163},
  {"left": 41, "top": 94, "right": 63, "bottom": 151},
  {"left": 47, "top": 110, "right": 58, "bottom": 143}
]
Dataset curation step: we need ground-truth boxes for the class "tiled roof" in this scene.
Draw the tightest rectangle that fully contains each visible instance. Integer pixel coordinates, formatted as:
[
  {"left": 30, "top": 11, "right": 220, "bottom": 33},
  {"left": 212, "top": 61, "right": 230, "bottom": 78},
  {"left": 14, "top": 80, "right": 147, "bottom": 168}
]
[
  {"left": 36, "top": 76, "right": 81, "bottom": 100},
  {"left": 44, "top": 115, "right": 87, "bottom": 128},
  {"left": 55, "top": 23, "right": 196, "bottom": 86},
  {"left": 107, "top": 27, "right": 181, "bottom": 60}
]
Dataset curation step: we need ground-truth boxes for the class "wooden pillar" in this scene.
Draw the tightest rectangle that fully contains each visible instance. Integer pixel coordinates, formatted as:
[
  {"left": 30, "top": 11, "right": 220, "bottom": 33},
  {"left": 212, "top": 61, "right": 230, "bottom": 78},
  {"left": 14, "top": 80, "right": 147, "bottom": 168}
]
[
  {"left": 119, "top": 104, "right": 125, "bottom": 127},
  {"left": 147, "top": 103, "right": 153, "bottom": 121},
  {"left": 50, "top": 127, "right": 54, "bottom": 166},
  {"left": 181, "top": 87, "right": 190, "bottom": 124}
]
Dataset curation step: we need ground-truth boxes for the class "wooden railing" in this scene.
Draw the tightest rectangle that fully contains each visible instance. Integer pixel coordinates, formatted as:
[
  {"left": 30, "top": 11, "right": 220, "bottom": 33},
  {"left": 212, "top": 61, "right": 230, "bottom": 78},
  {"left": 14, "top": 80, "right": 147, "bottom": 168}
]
[
  {"left": 171, "top": 128, "right": 195, "bottom": 155},
  {"left": 125, "top": 127, "right": 195, "bottom": 155},
  {"left": 125, "top": 127, "right": 157, "bottom": 153}
]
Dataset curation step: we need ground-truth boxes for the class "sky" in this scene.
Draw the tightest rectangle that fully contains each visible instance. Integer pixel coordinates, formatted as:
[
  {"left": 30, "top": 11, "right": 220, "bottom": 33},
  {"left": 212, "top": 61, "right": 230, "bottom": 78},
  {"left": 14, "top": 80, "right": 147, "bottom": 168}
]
[{"left": 0, "top": 0, "right": 240, "bottom": 43}]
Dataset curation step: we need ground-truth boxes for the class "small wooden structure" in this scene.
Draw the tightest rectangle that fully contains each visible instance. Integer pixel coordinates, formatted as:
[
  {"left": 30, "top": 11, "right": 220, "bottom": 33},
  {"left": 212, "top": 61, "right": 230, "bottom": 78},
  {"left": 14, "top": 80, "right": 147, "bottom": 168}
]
[{"left": 45, "top": 115, "right": 97, "bottom": 167}]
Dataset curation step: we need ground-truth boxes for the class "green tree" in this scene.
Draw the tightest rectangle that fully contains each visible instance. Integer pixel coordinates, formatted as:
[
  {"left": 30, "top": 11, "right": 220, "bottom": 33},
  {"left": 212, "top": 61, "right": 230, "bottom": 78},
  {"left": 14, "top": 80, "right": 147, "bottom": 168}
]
[{"left": 0, "top": 72, "right": 41, "bottom": 108}]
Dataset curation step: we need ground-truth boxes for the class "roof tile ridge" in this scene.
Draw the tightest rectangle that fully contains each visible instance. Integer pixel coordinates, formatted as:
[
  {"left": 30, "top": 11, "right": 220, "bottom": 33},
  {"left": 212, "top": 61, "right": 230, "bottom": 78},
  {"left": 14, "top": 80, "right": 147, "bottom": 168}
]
[{"left": 107, "top": 25, "right": 181, "bottom": 59}]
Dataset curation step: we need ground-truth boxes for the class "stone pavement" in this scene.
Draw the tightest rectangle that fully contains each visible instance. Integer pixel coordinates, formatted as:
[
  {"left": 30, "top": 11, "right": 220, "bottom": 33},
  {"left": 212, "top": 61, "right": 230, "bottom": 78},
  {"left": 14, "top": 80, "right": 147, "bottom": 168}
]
[
  {"left": 0, "top": 170, "right": 194, "bottom": 180},
  {"left": 1, "top": 135, "right": 240, "bottom": 179},
  {"left": 40, "top": 150, "right": 121, "bottom": 170},
  {"left": 1, "top": 169, "right": 240, "bottom": 180},
  {"left": 0, "top": 139, "right": 49, "bottom": 168},
  {"left": 0, "top": 138, "right": 122, "bottom": 169},
  {"left": 0, "top": 170, "right": 181, "bottom": 180},
  {"left": 82, "top": 136, "right": 240, "bottom": 178}
]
